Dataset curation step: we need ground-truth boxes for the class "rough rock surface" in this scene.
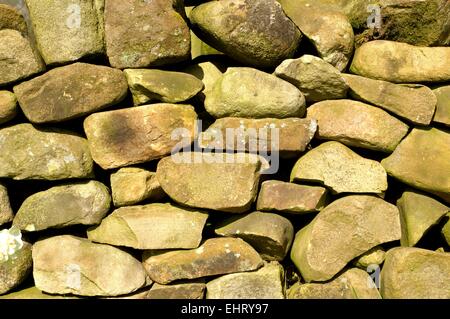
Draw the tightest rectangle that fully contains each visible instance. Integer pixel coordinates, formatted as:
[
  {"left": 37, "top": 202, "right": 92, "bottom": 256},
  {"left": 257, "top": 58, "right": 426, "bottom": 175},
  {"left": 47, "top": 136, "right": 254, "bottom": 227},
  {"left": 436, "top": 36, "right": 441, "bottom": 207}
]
[
  {"left": 0, "top": 184, "right": 13, "bottom": 226},
  {"left": 0, "top": 238, "right": 32, "bottom": 295},
  {"left": 0, "top": 4, "right": 27, "bottom": 34},
  {"left": 147, "top": 282, "right": 205, "bottom": 299},
  {"left": 433, "top": 85, "right": 450, "bottom": 126},
  {"left": 0, "top": 91, "right": 17, "bottom": 125},
  {"left": 353, "top": 246, "right": 386, "bottom": 269}
]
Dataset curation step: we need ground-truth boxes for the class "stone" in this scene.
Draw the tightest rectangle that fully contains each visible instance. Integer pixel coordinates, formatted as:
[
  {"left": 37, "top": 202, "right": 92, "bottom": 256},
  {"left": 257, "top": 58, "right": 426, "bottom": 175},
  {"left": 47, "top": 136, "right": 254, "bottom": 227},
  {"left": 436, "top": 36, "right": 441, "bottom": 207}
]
[
  {"left": 350, "top": 40, "right": 450, "bottom": 83},
  {"left": 25, "top": 0, "right": 104, "bottom": 65},
  {"left": 397, "top": 190, "right": 449, "bottom": 247},
  {"left": 307, "top": 100, "right": 409, "bottom": 152},
  {"left": 0, "top": 29, "right": 45, "bottom": 86},
  {"left": 0, "top": 4, "right": 27, "bottom": 34},
  {"left": 381, "top": 247, "right": 450, "bottom": 299},
  {"left": 84, "top": 103, "right": 198, "bottom": 170},
  {"left": 33, "top": 235, "right": 151, "bottom": 297},
  {"left": 104, "top": 0, "right": 190, "bottom": 69},
  {"left": 205, "top": 68, "right": 306, "bottom": 119},
  {"left": 442, "top": 215, "right": 450, "bottom": 245},
  {"left": 288, "top": 268, "right": 381, "bottom": 299},
  {"left": 13, "top": 181, "right": 111, "bottom": 232},
  {"left": 278, "top": 1, "right": 354, "bottom": 71},
  {"left": 343, "top": 74, "right": 437, "bottom": 125},
  {"left": 433, "top": 85, "right": 450, "bottom": 126},
  {"left": 189, "top": 0, "right": 301, "bottom": 68},
  {"left": 14, "top": 63, "right": 128, "bottom": 124},
  {"left": 147, "top": 282, "right": 205, "bottom": 299},
  {"left": 290, "top": 142, "right": 388, "bottom": 194},
  {"left": 124, "top": 69, "right": 204, "bottom": 106},
  {"left": 291, "top": 195, "right": 401, "bottom": 282},
  {"left": 0, "top": 184, "right": 13, "bottom": 226},
  {"left": 381, "top": 128, "right": 450, "bottom": 204},
  {"left": 183, "top": 61, "right": 223, "bottom": 102},
  {"left": 206, "top": 262, "right": 284, "bottom": 299},
  {"left": 353, "top": 246, "right": 386, "bottom": 269},
  {"left": 256, "top": 181, "right": 327, "bottom": 214},
  {"left": 0, "top": 286, "right": 79, "bottom": 299},
  {"left": 0, "top": 91, "right": 17, "bottom": 125},
  {"left": 215, "top": 211, "right": 294, "bottom": 261},
  {"left": 110, "top": 168, "right": 165, "bottom": 207},
  {"left": 0, "top": 123, "right": 93, "bottom": 180},
  {"left": 143, "top": 237, "right": 263, "bottom": 284},
  {"left": 156, "top": 152, "right": 262, "bottom": 213},
  {"left": 199, "top": 118, "right": 317, "bottom": 158},
  {"left": 275, "top": 55, "right": 348, "bottom": 102},
  {"left": 87, "top": 203, "right": 208, "bottom": 250}
]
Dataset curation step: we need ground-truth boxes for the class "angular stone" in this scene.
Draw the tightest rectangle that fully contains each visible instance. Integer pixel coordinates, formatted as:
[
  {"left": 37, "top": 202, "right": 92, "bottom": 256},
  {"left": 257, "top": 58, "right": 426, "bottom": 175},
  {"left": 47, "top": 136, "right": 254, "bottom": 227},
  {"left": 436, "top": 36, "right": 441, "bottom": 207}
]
[
  {"left": 0, "top": 184, "right": 13, "bottom": 226},
  {"left": 279, "top": 2, "right": 354, "bottom": 71},
  {"left": 256, "top": 181, "right": 327, "bottom": 214},
  {"left": 353, "top": 246, "right": 386, "bottom": 269},
  {"left": 0, "top": 123, "right": 93, "bottom": 180},
  {"left": 343, "top": 74, "right": 437, "bottom": 125},
  {"left": 105, "top": 0, "right": 190, "bottom": 69},
  {"left": 0, "top": 4, "right": 27, "bottom": 34},
  {"left": 215, "top": 211, "right": 294, "bottom": 261},
  {"left": 25, "top": 0, "right": 104, "bottom": 65},
  {"left": 307, "top": 100, "right": 409, "bottom": 152},
  {"left": 350, "top": 40, "right": 450, "bottom": 83},
  {"left": 199, "top": 118, "right": 317, "bottom": 157},
  {"left": 381, "top": 247, "right": 450, "bottom": 299},
  {"left": 0, "top": 286, "right": 79, "bottom": 299},
  {"left": 190, "top": 0, "right": 301, "bottom": 68},
  {"left": 205, "top": 68, "right": 306, "bottom": 119},
  {"left": 206, "top": 262, "right": 284, "bottom": 299},
  {"left": 33, "top": 235, "right": 150, "bottom": 297},
  {"left": 156, "top": 152, "right": 262, "bottom": 213},
  {"left": 397, "top": 190, "right": 449, "bottom": 247},
  {"left": 275, "top": 55, "right": 348, "bottom": 102},
  {"left": 291, "top": 142, "right": 388, "bottom": 194},
  {"left": 0, "top": 29, "right": 45, "bottom": 86},
  {"left": 146, "top": 282, "right": 205, "bottom": 299},
  {"left": 183, "top": 61, "right": 223, "bottom": 102},
  {"left": 13, "top": 181, "right": 111, "bottom": 232},
  {"left": 124, "top": 69, "right": 204, "bottom": 106},
  {"left": 14, "top": 63, "right": 128, "bottom": 123},
  {"left": 291, "top": 195, "right": 401, "bottom": 282},
  {"left": 288, "top": 268, "right": 381, "bottom": 299},
  {"left": 143, "top": 237, "right": 263, "bottom": 284},
  {"left": 442, "top": 215, "right": 450, "bottom": 245},
  {"left": 381, "top": 128, "right": 450, "bottom": 204},
  {"left": 433, "top": 85, "right": 450, "bottom": 126},
  {"left": 111, "top": 168, "right": 164, "bottom": 207},
  {"left": 87, "top": 203, "right": 208, "bottom": 250},
  {"left": 0, "top": 91, "right": 17, "bottom": 125},
  {"left": 84, "top": 104, "right": 198, "bottom": 170}
]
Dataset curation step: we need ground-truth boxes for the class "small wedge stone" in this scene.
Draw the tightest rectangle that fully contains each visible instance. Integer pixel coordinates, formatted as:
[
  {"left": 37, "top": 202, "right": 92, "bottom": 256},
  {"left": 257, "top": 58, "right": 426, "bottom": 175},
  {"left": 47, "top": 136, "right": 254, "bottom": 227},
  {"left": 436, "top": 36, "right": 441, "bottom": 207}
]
[
  {"left": 0, "top": 184, "right": 13, "bottom": 226},
  {"left": 0, "top": 91, "right": 17, "bottom": 125},
  {"left": 433, "top": 85, "right": 450, "bottom": 126}
]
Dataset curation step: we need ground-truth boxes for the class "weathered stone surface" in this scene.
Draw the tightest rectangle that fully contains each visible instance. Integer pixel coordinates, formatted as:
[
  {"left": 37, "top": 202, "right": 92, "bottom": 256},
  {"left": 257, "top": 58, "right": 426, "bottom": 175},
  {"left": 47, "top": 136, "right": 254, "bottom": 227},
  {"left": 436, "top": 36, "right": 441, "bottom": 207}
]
[
  {"left": 343, "top": 74, "right": 437, "bottom": 125},
  {"left": 205, "top": 68, "right": 305, "bottom": 119},
  {"left": 0, "top": 29, "right": 44, "bottom": 86},
  {"left": 381, "top": 247, "right": 450, "bottom": 299},
  {"left": 87, "top": 203, "right": 208, "bottom": 250},
  {"left": 307, "top": 100, "right": 409, "bottom": 152},
  {"left": 199, "top": 118, "right": 317, "bottom": 157},
  {"left": 397, "top": 190, "right": 449, "bottom": 247},
  {"left": 350, "top": 40, "right": 450, "bottom": 83},
  {"left": 104, "top": 0, "right": 190, "bottom": 69},
  {"left": 0, "top": 91, "right": 17, "bottom": 125},
  {"left": 288, "top": 268, "right": 381, "bottom": 299},
  {"left": 156, "top": 153, "right": 262, "bottom": 213},
  {"left": 0, "top": 123, "right": 93, "bottom": 180},
  {"left": 84, "top": 104, "right": 198, "bottom": 170},
  {"left": 183, "top": 61, "right": 223, "bottom": 102},
  {"left": 291, "top": 142, "right": 388, "bottom": 194},
  {"left": 291, "top": 195, "right": 401, "bottom": 282},
  {"left": 0, "top": 4, "right": 27, "bottom": 34},
  {"left": 353, "top": 246, "right": 386, "bottom": 269},
  {"left": 111, "top": 168, "right": 164, "bottom": 207},
  {"left": 25, "top": 0, "right": 104, "bottom": 65},
  {"left": 190, "top": 0, "right": 301, "bottom": 68},
  {"left": 257, "top": 181, "right": 327, "bottom": 214},
  {"left": 279, "top": 1, "right": 354, "bottom": 71},
  {"left": 207, "top": 262, "right": 284, "bottom": 299},
  {"left": 143, "top": 237, "right": 263, "bottom": 284},
  {"left": 0, "top": 286, "right": 78, "bottom": 299},
  {"left": 275, "top": 55, "right": 348, "bottom": 102},
  {"left": 14, "top": 63, "right": 128, "bottom": 123},
  {"left": 433, "top": 85, "right": 450, "bottom": 126},
  {"left": 147, "top": 282, "right": 205, "bottom": 299},
  {"left": 33, "top": 235, "right": 150, "bottom": 296},
  {"left": 381, "top": 128, "right": 450, "bottom": 204},
  {"left": 442, "top": 215, "right": 450, "bottom": 245},
  {"left": 0, "top": 184, "right": 13, "bottom": 226},
  {"left": 13, "top": 181, "right": 111, "bottom": 232},
  {"left": 215, "top": 211, "right": 294, "bottom": 261}
]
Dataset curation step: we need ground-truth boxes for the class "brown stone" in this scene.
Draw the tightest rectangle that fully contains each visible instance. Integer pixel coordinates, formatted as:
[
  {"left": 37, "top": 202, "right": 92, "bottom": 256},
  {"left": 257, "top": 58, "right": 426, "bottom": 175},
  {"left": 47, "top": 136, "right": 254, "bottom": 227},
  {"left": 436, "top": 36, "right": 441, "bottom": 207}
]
[{"left": 146, "top": 282, "right": 205, "bottom": 299}]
